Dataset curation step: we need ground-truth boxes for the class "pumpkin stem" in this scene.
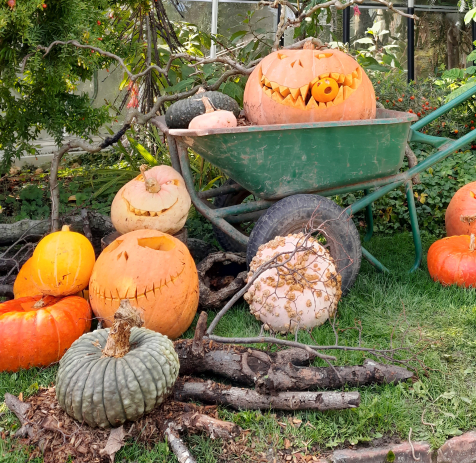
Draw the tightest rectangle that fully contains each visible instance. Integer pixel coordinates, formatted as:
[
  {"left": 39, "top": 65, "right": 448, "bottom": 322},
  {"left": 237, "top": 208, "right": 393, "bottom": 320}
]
[
  {"left": 102, "top": 299, "right": 144, "bottom": 358},
  {"left": 33, "top": 298, "right": 46, "bottom": 309},
  {"left": 61, "top": 225, "right": 70, "bottom": 232},
  {"left": 470, "top": 234, "right": 475, "bottom": 252},
  {"left": 201, "top": 97, "right": 216, "bottom": 114},
  {"left": 145, "top": 178, "right": 161, "bottom": 193}
]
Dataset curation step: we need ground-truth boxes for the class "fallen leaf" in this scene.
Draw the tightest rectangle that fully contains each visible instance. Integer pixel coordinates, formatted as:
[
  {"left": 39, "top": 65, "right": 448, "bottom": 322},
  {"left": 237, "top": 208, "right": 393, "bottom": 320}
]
[
  {"left": 100, "top": 426, "right": 127, "bottom": 463},
  {"left": 18, "top": 392, "right": 23, "bottom": 402},
  {"left": 284, "top": 438, "right": 291, "bottom": 449}
]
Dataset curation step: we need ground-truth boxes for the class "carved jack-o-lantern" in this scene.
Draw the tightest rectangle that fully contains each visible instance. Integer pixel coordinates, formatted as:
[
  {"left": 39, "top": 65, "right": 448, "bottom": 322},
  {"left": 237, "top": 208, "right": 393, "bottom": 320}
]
[
  {"left": 111, "top": 165, "right": 191, "bottom": 235},
  {"left": 89, "top": 229, "right": 199, "bottom": 339},
  {"left": 244, "top": 44, "right": 376, "bottom": 125}
]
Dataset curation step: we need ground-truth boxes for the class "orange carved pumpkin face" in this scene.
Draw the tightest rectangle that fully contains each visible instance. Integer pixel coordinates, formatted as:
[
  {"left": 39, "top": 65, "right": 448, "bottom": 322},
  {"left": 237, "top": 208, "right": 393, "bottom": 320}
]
[
  {"left": 89, "top": 229, "right": 199, "bottom": 339},
  {"left": 244, "top": 47, "right": 376, "bottom": 125}
]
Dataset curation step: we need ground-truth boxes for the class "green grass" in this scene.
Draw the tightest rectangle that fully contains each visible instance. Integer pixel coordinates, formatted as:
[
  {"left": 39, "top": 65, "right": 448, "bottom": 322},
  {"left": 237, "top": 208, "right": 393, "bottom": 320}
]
[{"left": 2, "top": 232, "right": 476, "bottom": 461}]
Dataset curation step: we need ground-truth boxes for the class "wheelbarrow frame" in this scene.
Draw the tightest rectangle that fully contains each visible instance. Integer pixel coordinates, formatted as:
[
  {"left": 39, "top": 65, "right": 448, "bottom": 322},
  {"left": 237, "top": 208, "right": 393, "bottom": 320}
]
[{"left": 152, "top": 84, "right": 476, "bottom": 273}]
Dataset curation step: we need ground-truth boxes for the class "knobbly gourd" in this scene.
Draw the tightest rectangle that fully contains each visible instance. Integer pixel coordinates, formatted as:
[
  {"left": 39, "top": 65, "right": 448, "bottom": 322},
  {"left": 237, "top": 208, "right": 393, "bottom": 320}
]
[
  {"left": 89, "top": 229, "right": 199, "bottom": 339},
  {"left": 111, "top": 165, "right": 191, "bottom": 235},
  {"left": 188, "top": 97, "right": 237, "bottom": 130},
  {"left": 445, "top": 181, "right": 476, "bottom": 236},
  {"left": 244, "top": 43, "right": 375, "bottom": 125},
  {"left": 31, "top": 225, "right": 95, "bottom": 296},
  {"left": 56, "top": 300, "right": 180, "bottom": 428},
  {"left": 165, "top": 88, "right": 240, "bottom": 129},
  {"left": 427, "top": 234, "right": 476, "bottom": 287},
  {"left": 244, "top": 233, "right": 342, "bottom": 333},
  {"left": 0, "top": 295, "right": 91, "bottom": 372}
]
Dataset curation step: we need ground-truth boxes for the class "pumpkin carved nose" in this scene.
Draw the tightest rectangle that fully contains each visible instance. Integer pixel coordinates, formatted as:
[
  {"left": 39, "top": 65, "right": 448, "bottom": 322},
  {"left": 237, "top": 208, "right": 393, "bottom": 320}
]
[{"left": 312, "top": 78, "right": 339, "bottom": 103}]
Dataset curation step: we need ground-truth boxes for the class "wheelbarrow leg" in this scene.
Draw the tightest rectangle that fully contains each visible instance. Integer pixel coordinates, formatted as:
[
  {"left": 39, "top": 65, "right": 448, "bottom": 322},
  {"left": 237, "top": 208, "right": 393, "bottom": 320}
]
[
  {"left": 363, "top": 189, "right": 373, "bottom": 242},
  {"left": 405, "top": 180, "right": 423, "bottom": 273}
]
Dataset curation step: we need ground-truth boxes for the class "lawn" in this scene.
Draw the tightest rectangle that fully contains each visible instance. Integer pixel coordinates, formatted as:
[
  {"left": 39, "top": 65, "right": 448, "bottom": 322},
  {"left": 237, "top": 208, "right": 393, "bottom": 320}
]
[{"left": 2, "top": 231, "right": 476, "bottom": 462}]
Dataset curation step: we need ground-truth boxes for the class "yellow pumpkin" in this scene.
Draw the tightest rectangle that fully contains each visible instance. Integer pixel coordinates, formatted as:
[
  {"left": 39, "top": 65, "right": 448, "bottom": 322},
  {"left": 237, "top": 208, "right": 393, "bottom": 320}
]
[{"left": 31, "top": 225, "right": 96, "bottom": 296}]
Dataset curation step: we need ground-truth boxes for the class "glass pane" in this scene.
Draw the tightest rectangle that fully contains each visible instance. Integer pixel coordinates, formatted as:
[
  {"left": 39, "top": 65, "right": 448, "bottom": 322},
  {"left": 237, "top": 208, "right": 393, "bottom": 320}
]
[{"left": 164, "top": 0, "right": 212, "bottom": 35}]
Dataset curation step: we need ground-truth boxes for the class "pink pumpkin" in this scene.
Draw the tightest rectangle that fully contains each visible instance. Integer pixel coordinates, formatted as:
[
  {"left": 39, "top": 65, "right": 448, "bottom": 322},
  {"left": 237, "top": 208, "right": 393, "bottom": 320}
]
[
  {"left": 111, "top": 165, "right": 191, "bottom": 235},
  {"left": 244, "top": 233, "right": 342, "bottom": 334},
  {"left": 188, "top": 97, "right": 237, "bottom": 130}
]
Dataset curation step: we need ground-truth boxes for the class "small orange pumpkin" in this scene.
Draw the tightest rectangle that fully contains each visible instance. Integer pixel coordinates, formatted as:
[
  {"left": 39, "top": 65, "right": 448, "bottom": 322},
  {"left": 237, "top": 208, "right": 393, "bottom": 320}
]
[
  {"left": 0, "top": 295, "right": 91, "bottom": 372},
  {"left": 445, "top": 182, "right": 476, "bottom": 236},
  {"left": 111, "top": 165, "right": 191, "bottom": 235},
  {"left": 31, "top": 225, "right": 95, "bottom": 297},
  {"left": 13, "top": 258, "right": 38, "bottom": 299},
  {"left": 89, "top": 229, "right": 199, "bottom": 339},
  {"left": 427, "top": 234, "right": 476, "bottom": 287},
  {"left": 244, "top": 44, "right": 376, "bottom": 125}
]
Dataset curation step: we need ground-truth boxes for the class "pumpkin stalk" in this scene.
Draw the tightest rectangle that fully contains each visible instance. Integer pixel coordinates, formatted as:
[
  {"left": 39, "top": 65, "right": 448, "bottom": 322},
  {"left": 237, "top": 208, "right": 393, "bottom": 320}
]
[
  {"left": 140, "top": 164, "right": 161, "bottom": 193},
  {"left": 102, "top": 299, "right": 144, "bottom": 358},
  {"left": 62, "top": 225, "right": 70, "bottom": 232},
  {"left": 201, "top": 97, "right": 216, "bottom": 114},
  {"left": 470, "top": 234, "right": 475, "bottom": 252}
]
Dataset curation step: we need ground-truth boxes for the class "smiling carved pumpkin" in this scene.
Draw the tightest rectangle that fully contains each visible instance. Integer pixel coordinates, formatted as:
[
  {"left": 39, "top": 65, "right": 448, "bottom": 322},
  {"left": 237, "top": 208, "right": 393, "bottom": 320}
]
[
  {"left": 89, "top": 229, "right": 199, "bottom": 339},
  {"left": 244, "top": 44, "right": 376, "bottom": 125},
  {"left": 111, "top": 165, "right": 191, "bottom": 235}
]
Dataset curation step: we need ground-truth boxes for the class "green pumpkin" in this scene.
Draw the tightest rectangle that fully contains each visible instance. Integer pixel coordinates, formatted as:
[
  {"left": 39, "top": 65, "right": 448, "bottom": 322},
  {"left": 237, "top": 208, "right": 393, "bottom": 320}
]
[
  {"left": 165, "top": 90, "right": 240, "bottom": 129},
  {"left": 56, "top": 327, "right": 179, "bottom": 428}
]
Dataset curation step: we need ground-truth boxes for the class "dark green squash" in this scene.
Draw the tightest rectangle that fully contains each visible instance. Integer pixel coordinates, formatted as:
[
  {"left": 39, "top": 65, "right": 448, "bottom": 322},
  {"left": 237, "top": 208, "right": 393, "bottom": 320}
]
[
  {"left": 55, "top": 301, "right": 179, "bottom": 428},
  {"left": 165, "top": 89, "right": 240, "bottom": 129}
]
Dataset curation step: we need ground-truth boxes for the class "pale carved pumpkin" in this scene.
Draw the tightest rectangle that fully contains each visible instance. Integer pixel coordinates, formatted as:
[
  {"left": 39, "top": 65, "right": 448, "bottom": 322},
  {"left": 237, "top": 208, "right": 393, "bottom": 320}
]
[
  {"left": 244, "top": 233, "right": 341, "bottom": 333},
  {"left": 244, "top": 44, "right": 376, "bottom": 125},
  {"left": 89, "top": 229, "right": 199, "bottom": 339},
  {"left": 111, "top": 165, "right": 191, "bottom": 235}
]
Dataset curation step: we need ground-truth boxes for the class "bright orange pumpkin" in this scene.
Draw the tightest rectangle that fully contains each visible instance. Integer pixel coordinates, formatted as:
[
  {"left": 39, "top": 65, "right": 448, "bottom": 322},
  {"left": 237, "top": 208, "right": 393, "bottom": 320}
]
[
  {"left": 13, "top": 258, "right": 39, "bottom": 299},
  {"left": 0, "top": 295, "right": 91, "bottom": 372},
  {"left": 445, "top": 182, "right": 476, "bottom": 236},
  {"left": 89, "top": 229, "right": 199, "bottom": 339},
  {"left": 244, "top": 44, "right": 376, "bottom": 125},
  {"left": 427, "top": 234, "right": 476, "bottom": 287},
  {"left": 31, "top": 225, "right": 96, "bottom": 297}
]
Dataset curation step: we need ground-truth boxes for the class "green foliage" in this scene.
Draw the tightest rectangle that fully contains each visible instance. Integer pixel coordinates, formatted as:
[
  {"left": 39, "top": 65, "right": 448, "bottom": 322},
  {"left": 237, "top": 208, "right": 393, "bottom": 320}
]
[{"left": 0, "top": 1, "right": 142, "bottom": 173}]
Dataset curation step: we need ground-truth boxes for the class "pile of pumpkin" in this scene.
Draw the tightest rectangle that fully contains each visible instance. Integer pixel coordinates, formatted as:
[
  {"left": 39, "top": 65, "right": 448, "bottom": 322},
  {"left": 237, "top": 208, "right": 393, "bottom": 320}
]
[
  {"left": 428, "top": 181, "right": 476, "bottom": 287},
  {"left": 165, "top": 43, "right": 376, "bottom": 130}
]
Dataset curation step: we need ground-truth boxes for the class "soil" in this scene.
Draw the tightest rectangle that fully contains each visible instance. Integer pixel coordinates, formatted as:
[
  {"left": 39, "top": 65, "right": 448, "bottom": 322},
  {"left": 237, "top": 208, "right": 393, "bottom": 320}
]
[{"left": 237, "top": 115, "right": 254, "bottom": 127}]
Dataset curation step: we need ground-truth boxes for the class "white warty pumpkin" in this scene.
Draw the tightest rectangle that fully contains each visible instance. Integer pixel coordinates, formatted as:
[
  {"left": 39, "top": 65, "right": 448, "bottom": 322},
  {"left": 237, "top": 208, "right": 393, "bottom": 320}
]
[{"left": 244, "top": 233, "right": 342, "bottom": 333}]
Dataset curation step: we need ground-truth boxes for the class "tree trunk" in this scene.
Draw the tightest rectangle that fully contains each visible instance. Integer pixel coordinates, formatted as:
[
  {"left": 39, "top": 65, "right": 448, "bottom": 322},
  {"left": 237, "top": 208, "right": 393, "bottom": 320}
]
[{"left": 173, "top": 378, "right": 360, "bottom": 411}]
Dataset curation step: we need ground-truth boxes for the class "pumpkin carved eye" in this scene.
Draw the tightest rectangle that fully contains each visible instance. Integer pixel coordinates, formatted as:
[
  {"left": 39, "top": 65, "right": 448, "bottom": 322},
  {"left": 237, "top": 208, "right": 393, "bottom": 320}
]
[{"left": 312, "top": 78, "right": 339, "bottom": 103}]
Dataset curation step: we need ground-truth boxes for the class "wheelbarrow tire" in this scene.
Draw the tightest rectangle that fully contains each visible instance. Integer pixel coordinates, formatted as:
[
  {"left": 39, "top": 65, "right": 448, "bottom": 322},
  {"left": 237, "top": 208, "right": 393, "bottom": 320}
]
[
  {"left": 247, "top": 194, "right": 361, "bottom": 295},
  {"left": 213, "top": 179, "right": 251, "bottom": 253}
]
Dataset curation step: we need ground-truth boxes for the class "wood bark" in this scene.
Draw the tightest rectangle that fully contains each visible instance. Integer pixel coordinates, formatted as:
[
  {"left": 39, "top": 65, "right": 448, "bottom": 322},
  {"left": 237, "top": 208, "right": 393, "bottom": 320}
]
[
  {"left": 164, "top": 424, "right": 197, "bottom": 463},
  {"left": 0, "top": 212, "right": 114, "bottom": 245},
  {"left": 4, "top": 393, "right": 35, "bottom": 438},
  {"left": 174, "top": 340, "right": 413, "bottom": 393},
  {"left": 196, "top": 252, "right": 247, "bottom": 309},
  {"left": 178, "top": 412, "right": 241, "bottom": 440},
  {"left": 173, "top": 378, "right": 360, "bottom": 411}
]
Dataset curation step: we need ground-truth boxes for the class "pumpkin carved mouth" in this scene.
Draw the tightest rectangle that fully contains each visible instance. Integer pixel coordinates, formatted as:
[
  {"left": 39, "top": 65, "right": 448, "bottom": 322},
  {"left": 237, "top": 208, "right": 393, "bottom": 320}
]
[
  {"left": 123, "top": 196, "right": 179, "bottom": 216},
  {"left": 259, "top": 65, "right": 363, "bottom": 109}
]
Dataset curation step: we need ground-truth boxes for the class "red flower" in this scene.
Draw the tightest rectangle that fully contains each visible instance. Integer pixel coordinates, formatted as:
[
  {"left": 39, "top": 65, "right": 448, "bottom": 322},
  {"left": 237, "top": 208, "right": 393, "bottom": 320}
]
[{"left": 353, "top": 5, "right": 361, "bottom": 16}]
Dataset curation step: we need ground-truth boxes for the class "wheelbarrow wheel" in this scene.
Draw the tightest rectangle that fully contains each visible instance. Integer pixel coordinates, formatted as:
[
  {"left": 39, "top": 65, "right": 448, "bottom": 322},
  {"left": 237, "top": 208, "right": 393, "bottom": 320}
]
[
  {"left": 213, "top": 179, "right": 252, "bottom": 253},
  {"left": 247, "top": 194, "right": 361, "bottom": 295}
]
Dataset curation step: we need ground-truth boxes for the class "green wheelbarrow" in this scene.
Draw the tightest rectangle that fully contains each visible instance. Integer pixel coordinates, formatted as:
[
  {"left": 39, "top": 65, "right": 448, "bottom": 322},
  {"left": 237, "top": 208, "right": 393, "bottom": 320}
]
[{"left": 152, "top": 84, "right": 476, "bottom": 294}]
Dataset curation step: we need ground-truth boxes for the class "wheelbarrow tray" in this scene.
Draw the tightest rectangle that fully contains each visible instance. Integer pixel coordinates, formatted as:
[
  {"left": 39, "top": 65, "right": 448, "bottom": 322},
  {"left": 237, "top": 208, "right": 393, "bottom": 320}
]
[{"left": 169, "top": 108, "right": 417, "bottom": 200}]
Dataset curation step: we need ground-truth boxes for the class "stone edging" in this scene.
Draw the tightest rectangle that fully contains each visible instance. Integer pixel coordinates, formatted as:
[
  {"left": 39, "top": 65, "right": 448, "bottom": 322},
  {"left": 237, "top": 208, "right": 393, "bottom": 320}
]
[{"left": 313, "top": 431, "right": 476, "bottom": 463}]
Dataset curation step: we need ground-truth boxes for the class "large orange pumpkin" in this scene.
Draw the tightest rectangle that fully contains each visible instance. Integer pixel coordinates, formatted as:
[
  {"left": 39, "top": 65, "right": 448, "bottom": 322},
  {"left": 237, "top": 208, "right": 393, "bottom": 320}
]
[
  {"left": 0, "top": 295, "right": 91, "bottom": 372},
  {"left": 445, "top": 182, "right": 476, "bottom": 236},
  {"left": 111, "top": 165, "right": 191, "bottom": 235},
  {"left": 244, "top": 44, "right": 376, "bottom": 125},
  {"left": 31, "top": 225, "right": 96, "bottom": 297},
  {"left": 13, "top": 258, "right": 38, "bottom": 299},
  {"left": 89, "top": 229, "right": 199, "bottom": 339},
  {"left": 427, "top": 234, "right": 476, "bottom": 287}
]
